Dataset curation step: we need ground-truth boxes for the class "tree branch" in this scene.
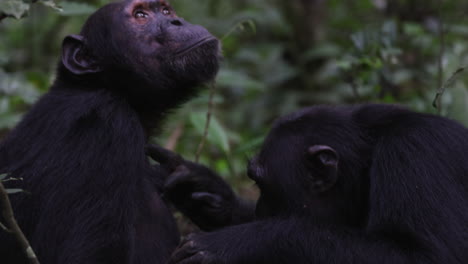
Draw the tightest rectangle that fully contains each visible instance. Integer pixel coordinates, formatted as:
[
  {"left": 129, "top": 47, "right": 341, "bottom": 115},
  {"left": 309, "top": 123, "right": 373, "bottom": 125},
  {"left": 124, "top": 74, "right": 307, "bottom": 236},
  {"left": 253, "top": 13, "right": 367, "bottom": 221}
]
[
  {"left": 165, "top": 123, "right": 185, "bottom": 151},
  {"left": 434, "top": 1, "right": 446, "bottom": 113},
  {"left": 195, "top": 82, "right": 217, "bottom": 162},
  {"left": 0, "top": 182, "right": 40, "bottom": 264}
]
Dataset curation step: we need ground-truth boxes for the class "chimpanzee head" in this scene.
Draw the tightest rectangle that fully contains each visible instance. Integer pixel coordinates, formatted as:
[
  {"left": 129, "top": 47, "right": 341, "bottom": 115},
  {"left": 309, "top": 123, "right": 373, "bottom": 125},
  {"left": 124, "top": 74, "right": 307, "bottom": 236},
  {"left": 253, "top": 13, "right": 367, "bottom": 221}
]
[
  {"left": 59, "top": 0, "right": 220, "bottom": 107},
  {"left": 248, "top": 106, "right": 371, "bottom": 226}
]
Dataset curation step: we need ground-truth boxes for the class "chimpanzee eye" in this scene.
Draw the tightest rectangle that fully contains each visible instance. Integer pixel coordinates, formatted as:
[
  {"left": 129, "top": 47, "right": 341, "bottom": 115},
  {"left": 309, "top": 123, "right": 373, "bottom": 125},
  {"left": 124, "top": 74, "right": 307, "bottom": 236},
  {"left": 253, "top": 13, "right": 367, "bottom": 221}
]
[
  {"left": 134, "top": 11, "right": 149, "bottom": 19},
  {"left": 162, "top": 7, "right": 171, "bottom": 15}
]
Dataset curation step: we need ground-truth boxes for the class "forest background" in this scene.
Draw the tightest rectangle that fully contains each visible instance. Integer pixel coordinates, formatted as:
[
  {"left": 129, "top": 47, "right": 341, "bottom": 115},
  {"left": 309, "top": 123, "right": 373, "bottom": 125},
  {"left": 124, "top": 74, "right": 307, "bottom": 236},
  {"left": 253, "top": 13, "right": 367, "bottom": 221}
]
[{"left": 2, "top": 0, "right": 468, "bottom": 228}]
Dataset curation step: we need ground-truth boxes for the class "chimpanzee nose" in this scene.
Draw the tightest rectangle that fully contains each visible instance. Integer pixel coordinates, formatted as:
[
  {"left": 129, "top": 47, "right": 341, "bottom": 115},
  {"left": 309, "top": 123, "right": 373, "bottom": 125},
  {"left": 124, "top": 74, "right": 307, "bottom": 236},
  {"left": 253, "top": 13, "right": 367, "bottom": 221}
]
[{"left": 170, "top": 19, "right": 183, "bottom": 26}]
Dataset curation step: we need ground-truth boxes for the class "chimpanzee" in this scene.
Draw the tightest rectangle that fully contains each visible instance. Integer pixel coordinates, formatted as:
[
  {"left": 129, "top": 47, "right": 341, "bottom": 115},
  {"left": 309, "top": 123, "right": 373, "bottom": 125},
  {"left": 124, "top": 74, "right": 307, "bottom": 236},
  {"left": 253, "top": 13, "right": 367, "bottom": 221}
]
[
  {"left": 0, "top": 0, "right": 220, "bottom": 263},
  {"left": 149, "top": 104, "right": 468, "bottom": 264}
]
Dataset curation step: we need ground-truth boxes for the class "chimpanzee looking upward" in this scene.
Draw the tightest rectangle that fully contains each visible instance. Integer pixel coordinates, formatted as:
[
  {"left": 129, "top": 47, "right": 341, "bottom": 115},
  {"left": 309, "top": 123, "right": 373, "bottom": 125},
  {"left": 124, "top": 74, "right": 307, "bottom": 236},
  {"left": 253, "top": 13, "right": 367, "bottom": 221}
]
[
  {"left": 0, "top": 0, "right": 220, "bottom": 263},
  {"left": 149, "top": 104, "right": 468, "bottom": 264}
]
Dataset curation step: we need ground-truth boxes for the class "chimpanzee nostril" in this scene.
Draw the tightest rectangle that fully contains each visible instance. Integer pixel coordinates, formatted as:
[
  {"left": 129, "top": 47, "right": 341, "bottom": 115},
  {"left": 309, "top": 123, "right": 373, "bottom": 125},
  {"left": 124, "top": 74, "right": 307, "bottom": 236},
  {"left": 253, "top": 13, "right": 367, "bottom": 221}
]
[{"left": 171, "top": 19, "right": 183, "bottom": 26}]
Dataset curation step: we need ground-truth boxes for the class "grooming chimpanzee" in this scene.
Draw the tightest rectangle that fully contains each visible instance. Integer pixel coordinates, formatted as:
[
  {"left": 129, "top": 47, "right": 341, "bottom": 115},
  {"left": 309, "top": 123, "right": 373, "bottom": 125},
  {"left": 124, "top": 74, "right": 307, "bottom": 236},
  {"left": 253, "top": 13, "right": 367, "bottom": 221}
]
[
  {"left": 0, "top": 0, "right": 220, "bottom": 263},
  {"left": 149, "top": 104, "right": 468, "bottom": 264}
]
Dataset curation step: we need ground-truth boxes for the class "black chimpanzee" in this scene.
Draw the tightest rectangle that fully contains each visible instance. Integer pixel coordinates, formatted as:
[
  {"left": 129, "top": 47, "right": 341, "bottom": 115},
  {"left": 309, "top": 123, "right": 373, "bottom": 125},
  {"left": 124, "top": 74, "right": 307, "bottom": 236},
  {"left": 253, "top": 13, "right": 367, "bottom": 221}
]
[
  {"left": 0, "top": 0, "right": 220, "bottom": 263},
  {"left": 149, "top": 104, "right": 468, "bottom": 264}
]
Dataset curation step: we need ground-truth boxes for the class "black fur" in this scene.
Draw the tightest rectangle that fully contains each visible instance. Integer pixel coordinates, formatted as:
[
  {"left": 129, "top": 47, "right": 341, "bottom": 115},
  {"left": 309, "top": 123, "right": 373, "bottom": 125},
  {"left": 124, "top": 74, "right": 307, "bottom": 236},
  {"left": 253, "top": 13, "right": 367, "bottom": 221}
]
[
  {"left": 166, "top": 104, "right": 468, "bottom": 264},
  {"left": 0, "top": 0, "right": 220, "bottom": 263}
]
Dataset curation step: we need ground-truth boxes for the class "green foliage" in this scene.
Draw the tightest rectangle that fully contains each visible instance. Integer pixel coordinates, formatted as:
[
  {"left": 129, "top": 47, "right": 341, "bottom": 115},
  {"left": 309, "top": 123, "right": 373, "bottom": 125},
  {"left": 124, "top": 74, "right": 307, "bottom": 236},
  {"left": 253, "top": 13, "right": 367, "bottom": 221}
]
[
  {"left": 0, "top": 0, "right": 30, "bottom": 19},
  {"left": 1, "top": 0, "right": 468, "bottom": 186},
  {"left": 0, "top": 0, "right": 61, "bottom": 19},
  {"left": 190, "top": 112, "right": 230, "bottom": 154},
  {"left": 60, "top": 1, "right": 96, "bottom": 16}
]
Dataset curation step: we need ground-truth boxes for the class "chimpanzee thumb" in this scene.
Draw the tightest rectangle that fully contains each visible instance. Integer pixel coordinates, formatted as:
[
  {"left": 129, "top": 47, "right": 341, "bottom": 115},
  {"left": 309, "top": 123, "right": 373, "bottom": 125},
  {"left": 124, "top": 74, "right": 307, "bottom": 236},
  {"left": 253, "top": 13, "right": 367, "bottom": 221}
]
[{"left": 145, "top": 144, "right": 184, "bottom": 171}]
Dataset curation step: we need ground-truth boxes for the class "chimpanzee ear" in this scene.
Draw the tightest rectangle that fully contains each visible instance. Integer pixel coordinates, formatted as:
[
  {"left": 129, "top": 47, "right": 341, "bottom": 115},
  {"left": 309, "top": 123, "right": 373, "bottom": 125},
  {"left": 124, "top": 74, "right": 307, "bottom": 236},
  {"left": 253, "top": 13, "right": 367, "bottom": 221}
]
[
  {"left": 62, "top": 34, "right": 102, "bottom": 75},
  {"left": 307, "top": 145, "right": 338, "bottom": 168},
  {"left": 306, "top": 145, "right": 339, "bottom": 192}
]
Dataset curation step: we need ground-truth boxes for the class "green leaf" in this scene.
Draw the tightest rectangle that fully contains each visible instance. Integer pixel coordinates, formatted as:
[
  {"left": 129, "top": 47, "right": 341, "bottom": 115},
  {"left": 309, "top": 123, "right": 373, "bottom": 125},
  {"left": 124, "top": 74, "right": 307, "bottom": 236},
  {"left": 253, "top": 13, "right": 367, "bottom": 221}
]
[
  {"left": 190, "top": 113, "right": 230, "bottom": 153},
  {"left": 0, "top": 174, "right": 7, "bottom": 181},
  {"left": 351, "top": 32, "right": 365, "bottom": 51},
  {"left": 403, "top": 23, "right": 424, "bottom": 36},
  {"left": 335, "top": 60, "right": 353, "bottom": 70},
  {"left": 0, "top": 0, "right": 30, "bottom": 19},
  {"left": 0, "top": 113, "right": 22, "bottom": 129},
  {"left": 6, "top": 189, "right": 22, "bottom": 194},
  {"left": 216, "top": 69, "right": 265, "bottom": 92},
  {"left": 39, "top": 0, "right": 62, "bottom": 12},
  {"left": 234, "top": 136, "right": 264, "bottom": 154},
  {"left": 60, "top": 1, "right": 96, "bottom": 16}
]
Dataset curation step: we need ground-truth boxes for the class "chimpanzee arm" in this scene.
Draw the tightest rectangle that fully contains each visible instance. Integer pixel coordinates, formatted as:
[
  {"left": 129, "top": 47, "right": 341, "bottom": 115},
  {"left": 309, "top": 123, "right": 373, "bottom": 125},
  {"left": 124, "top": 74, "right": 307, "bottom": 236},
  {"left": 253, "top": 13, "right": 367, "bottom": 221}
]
[
  {"left": 146, "top": 144, "right": 255, "bottom": 230},
  {"left": 169, "top": 219, "right": 416, "bottom": 264}
]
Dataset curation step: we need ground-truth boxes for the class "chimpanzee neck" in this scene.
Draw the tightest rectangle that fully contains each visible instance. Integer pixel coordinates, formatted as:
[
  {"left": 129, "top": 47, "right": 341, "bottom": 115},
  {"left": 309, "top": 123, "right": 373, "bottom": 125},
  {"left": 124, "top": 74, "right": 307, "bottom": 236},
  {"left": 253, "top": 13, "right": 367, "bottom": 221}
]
[
  {"left": 123, "top": 85, "right": 199, "bottom": 136},
  {"left": 51, "top": 74, "right": 200, "bottom": 138}
]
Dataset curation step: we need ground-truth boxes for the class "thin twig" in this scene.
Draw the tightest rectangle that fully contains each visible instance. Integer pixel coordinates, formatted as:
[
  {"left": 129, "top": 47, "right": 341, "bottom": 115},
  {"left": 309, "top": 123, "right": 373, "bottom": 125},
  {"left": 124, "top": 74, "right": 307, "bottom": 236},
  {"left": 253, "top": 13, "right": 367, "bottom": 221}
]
[
  {"left": 165, "top": 123, "right": 184, "bottom": 151},
  {"left": 0, "top": 182, "right": 40, "bottom": 264},
  {"left": 195, "top": 82, "right": 217, "bottom": 162},
  {"left": 435, "top": 3, "right": 446, "bottom": 113},
  {"left": 432, "top": 67, "right": 466, "bottom": 109},
  {"left": 221, "top": 19, "right": 256, "bottom": 41},
  {"left": 0, "top": 221, "right": 8, "bottom": 231}
]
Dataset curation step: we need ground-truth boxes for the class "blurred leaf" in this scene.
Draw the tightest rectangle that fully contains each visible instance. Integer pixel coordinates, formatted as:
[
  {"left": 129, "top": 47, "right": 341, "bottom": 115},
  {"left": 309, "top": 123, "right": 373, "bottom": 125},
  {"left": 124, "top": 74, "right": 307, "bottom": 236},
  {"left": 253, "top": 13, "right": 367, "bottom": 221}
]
[
  {"left": 214, "top": 159, "right": 230, "bottom": 176},
  {"left": 6, "top": 188, "right": 22, "bottom": 194},
  {"left": 0, "top": 70, "right": 41, "bottom": 104},
  {"left": 0, "top": 0, "right": 30, "bottom": 19},
  {"left": 216, "top": 69, "right": 265, "bottom": 92},
  {"left": 0, "top": 113, "right": 22, "bottom": 129},
  {"left": 60, "top": 1, "right": 96, "bottom": 16},
  {"left": 222, "top": 19, "right": 257, "bottom": 40},
  {"left": 303, "top": 44, "right": 342, "bottom": 62},
  {"left": 0, "top": 174, "right": 7, "bottom": 181},
  {"left": 335, "top": 59, "right": 354, "bottom": 70},
  {"left": 351, "top": 32, "right": 366, "bottom": 51},
  {"left": 403, "top": 23, "right": 425, "bottom": 36},
  {"left": 234, "top": 136, "right": 264, "bottom": 155},
  {"left": 190, "top": 113, "right": 230, "bottom": 153},
  {"left": 447, "top": 84, "right": 468, "bottom": 126},
  {"left": 39, "top": 0, "right": 62, "bottom": 12}
]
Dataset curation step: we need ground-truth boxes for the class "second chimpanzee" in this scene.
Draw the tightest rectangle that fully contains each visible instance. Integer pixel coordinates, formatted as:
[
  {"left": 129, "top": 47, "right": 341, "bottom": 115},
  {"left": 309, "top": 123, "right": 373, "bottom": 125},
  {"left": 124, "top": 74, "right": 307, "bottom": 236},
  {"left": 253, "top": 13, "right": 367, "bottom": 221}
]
[
  {"left": 149, "top": 104, "right": 468, "bottom": 264},
  {"left": 0, "top": 0, "right": 220, "bottom": 263}
]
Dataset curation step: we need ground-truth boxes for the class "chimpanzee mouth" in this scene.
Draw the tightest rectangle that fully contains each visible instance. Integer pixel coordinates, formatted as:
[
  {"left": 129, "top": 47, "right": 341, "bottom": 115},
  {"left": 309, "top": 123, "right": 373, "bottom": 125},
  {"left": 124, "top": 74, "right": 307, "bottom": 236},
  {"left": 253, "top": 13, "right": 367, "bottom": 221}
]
[{"left": 174, "top": 36, "right": 218, "bottom": 57}]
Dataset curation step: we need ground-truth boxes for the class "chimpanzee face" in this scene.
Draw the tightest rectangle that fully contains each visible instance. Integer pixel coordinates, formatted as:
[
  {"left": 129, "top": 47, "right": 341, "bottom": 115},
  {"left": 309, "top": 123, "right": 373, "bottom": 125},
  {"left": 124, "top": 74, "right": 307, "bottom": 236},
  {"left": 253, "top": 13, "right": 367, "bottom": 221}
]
[
  {"left": 248, "top": 111, "right": 340, "bottom": 219},
  {"left": 117, "top": 0, "right": 221, "bottom": 84},
  {"left": 62, "top": 0, "right": 220, "bottom": 91}
]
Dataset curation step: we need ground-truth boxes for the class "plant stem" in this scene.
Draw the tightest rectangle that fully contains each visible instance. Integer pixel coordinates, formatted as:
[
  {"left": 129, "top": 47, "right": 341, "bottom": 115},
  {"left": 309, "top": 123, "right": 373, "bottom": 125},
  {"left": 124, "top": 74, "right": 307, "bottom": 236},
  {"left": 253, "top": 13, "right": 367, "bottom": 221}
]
[
  {"left": 0, "top": 182, "right": 40, "bottom": 264},
  {"left": 195, "top": 82, "right": 217, "bottom": 162}
]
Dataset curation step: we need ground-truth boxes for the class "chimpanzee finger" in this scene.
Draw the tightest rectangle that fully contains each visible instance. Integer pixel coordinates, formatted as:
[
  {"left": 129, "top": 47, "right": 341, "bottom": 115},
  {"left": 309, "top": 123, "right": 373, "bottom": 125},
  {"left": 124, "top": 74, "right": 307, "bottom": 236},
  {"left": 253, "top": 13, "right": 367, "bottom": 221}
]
[
  {"left": 163, "top": 165, "right": 193, "bottom": 191},
  {"left": 168, "top": 239, "right": 199, "bottom": 264},
  {"left": 191, "top": 192, "right": 222, "bottom": 208},
  {"left": 173, "top": 252, "right": 208, "bottom": 264},
  {"left": 145, "top": 144, "right": 184, "bottom": 171}
]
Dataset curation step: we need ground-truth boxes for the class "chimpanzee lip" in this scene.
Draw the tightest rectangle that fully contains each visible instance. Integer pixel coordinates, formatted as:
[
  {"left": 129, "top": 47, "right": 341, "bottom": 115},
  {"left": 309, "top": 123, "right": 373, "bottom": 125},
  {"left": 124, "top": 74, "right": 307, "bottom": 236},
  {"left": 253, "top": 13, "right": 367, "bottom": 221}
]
[{"left": 174, "top": 36, "right": 218, "bottom": 56}]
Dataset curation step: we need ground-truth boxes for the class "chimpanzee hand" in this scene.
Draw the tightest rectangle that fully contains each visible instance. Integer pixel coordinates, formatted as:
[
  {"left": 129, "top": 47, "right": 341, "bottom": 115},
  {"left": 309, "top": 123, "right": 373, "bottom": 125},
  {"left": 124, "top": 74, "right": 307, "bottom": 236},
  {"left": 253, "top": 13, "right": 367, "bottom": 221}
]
[
  {"left": 168, "top": 233, "right": 223, "bottom": 264},
  {"left": 146, "top": 144, "right": 253, "bottom": 230}
]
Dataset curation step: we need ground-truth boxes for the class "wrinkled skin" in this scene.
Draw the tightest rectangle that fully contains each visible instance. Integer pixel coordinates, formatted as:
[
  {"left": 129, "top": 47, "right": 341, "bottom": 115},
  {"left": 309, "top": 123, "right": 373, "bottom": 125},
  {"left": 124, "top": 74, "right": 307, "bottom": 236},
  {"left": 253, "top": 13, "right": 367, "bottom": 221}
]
[
  {"left": 155, "top": 105, "right": 468, "bottom": 264},
  {"left": 0, "top": 0, "right": 220, "bottom": 263}
]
